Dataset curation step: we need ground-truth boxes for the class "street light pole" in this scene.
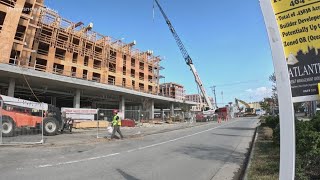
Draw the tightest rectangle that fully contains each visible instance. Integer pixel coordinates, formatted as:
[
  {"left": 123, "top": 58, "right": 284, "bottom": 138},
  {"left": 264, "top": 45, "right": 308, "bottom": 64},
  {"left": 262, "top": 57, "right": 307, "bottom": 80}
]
[{"left": 210, "top": 86, "right": 218, "bottom": 108}]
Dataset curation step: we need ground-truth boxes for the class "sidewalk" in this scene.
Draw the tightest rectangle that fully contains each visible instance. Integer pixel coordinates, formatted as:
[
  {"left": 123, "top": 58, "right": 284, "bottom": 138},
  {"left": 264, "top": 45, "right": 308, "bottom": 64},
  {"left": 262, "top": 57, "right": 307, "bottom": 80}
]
[{"left": 42, "top": 121, "right": 216, "bottom": 147}]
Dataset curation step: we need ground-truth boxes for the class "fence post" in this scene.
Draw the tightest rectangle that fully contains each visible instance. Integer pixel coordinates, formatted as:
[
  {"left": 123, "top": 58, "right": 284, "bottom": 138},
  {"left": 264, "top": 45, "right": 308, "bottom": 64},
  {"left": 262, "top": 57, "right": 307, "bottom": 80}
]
[{"left": 138, "top": 110, "right": 141, "bottom": 123}]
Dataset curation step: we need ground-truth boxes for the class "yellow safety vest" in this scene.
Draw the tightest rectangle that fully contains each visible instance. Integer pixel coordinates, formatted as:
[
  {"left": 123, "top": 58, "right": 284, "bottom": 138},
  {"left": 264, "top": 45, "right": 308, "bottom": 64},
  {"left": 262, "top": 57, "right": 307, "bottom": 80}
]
[{"left": 112, "top": 115, "right": 121, "bottom": 126}]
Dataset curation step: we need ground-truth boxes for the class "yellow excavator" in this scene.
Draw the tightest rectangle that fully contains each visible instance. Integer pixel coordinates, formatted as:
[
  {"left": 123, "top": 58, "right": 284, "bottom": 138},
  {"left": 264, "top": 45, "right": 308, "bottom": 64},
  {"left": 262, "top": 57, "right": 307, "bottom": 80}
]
[{"left": 235, "top": 98, "right": 257, "bottom": 117}]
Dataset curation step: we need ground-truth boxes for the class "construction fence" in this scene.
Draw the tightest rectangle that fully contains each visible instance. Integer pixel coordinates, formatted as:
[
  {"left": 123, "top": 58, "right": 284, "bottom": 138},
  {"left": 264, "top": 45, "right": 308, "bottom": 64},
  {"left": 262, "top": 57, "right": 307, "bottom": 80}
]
[
  {"left": 96, "top": 109, "right": 144, "bottom": 138},
  {"left": 0, "top": 100, "right": 45, "bottom": 145}
]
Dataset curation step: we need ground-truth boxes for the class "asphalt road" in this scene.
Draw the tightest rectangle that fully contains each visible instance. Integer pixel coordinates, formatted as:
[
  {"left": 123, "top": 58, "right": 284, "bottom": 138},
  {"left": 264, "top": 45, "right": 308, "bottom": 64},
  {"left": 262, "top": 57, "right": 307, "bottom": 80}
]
[{"left": 0, "top": 117, "right": 259, "bottom": 180}]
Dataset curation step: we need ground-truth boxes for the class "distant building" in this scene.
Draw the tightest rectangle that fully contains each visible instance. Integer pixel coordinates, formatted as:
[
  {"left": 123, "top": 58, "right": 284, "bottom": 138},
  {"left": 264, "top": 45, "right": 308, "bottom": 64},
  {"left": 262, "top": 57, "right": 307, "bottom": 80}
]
[
  {"left": 185, "top": 94, "right": 214, "bottom": 112},
  {"left": 159, "top": 83, "right": 185, "bottom": 100}
]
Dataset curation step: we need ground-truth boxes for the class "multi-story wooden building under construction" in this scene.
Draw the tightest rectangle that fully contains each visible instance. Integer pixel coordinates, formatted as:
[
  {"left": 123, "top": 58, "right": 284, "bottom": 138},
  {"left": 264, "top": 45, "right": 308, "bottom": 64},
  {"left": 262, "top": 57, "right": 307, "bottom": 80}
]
[{"left": 0, "top": 0, "right": 196, "bottom": 118}]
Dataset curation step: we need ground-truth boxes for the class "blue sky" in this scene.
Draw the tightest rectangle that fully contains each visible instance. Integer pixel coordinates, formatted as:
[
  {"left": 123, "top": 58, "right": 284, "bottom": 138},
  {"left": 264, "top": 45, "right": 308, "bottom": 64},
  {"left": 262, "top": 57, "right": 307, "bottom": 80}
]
[{"left": 46, "top": 0, "right": 274, "bottom": 105}]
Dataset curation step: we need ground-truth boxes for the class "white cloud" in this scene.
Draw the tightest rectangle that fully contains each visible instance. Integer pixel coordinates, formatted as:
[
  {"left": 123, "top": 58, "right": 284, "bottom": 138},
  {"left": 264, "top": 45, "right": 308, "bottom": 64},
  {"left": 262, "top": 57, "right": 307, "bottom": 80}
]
[
  {"left": 245, "top": 89, "right": 253, "bottom": 93},
  {"left": 245, "top": 86, "right": 272, "bottom": 101}
]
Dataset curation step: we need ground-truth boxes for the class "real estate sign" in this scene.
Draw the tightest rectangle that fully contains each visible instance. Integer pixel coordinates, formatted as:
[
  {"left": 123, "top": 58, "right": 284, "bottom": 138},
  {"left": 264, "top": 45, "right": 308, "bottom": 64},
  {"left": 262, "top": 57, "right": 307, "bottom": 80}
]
[{"left": 271, "top": 0, "right": 320, "bottom": 102}]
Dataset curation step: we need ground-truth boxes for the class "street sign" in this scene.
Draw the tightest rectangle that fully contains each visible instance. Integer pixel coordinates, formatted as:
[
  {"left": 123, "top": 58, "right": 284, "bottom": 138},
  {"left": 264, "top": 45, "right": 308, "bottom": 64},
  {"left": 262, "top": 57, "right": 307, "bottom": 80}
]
[{"left": 268, "top": 0, "right": 320, "bottom": 102}]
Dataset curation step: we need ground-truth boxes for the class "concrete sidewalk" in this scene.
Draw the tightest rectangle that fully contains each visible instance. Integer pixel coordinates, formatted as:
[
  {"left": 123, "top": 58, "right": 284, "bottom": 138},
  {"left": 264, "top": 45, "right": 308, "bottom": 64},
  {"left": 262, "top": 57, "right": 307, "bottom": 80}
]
[{"left": 42, "top": 120, "right": 221, "bottom": 147}]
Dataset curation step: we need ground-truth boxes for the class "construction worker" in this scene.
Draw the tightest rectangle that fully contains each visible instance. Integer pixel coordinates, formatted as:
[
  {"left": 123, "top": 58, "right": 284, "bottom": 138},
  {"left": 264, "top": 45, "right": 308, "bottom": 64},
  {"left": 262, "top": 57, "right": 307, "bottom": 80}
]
[{"left": 111, "top": 109, "right": 124, "bottom": 139}]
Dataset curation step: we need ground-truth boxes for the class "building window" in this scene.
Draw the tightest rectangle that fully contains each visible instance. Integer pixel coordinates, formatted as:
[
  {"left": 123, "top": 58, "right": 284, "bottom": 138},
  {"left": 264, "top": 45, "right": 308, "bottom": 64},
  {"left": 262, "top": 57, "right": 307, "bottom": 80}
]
[
  {"left": 55, "top": 48, "right": 66, "bottom": 60},
  {"left": 0, "top": 11, "right": 6, "bottom": 31},
  {"left": 92, "top": 73, "right": 101, "bottom": 82},
  {"left": 83, "top": 70, "right": 88, "bottom": 79},
  {"left": 84, "top": 56, "right": 89, "bottom": 66},
  {"left": 53, "top": 63, "right": 64, "bottom": 74},
  {"left": 108, "top": 75, "right": 115, "bottom": 85}
]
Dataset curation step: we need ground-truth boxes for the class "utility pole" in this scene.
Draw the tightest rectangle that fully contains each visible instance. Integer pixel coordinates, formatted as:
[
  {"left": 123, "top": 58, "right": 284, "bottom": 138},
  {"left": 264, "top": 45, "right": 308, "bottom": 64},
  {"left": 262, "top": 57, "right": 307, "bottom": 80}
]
[
  {"left": 221, "top": 91, "right": 224, "bottom": 106},
  {"left": 210, "top": 86, "right": 218, "bottom": 108}
]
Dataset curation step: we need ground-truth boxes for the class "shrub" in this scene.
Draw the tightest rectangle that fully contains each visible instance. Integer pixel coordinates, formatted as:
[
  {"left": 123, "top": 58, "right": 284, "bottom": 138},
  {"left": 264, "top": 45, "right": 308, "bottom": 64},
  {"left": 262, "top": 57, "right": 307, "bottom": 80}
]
[{"left": 265, "top": 116, "right": 279, "bottom": 130}]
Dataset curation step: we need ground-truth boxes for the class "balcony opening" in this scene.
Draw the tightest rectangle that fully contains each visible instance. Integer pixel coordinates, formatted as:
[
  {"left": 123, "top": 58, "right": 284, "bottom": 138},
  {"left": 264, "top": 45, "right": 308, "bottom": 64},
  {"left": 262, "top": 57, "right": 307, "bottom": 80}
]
[
  {"left": 41, "top": 27, "right": 52, "bottom": 37},
  {"left": 84, "top": 56, "right": 89, "bottom": 66},
  {"left": 123, "top": 66, "right": 126, "bottom": 75},
  {"left": 38, "top": 42, "right": 49, "bottom": 56},
  {"left": 14, "top": 25, "right": 26, "bottom": 41},
  {"left": 139, "top": 72, "right": 144, "bottom": 80},
  {"left": 131, "top": 58, "right": 135, "bottom": 67},
  {"left": 122, "top": 78, "right": 126, "bottom": 87},
  {"left": 123, "top": 55, "right": 127, "bottom": 60},
  {"left": 148, "top": 65, "right": 153, "bottom": 73},
  {"left": 58, "top": 33, "right": 68, "bottom": 41},
  {"left": 148, "top": 85, "right": 153, "bottom": 92},
  {"left": 72, "top": 38, "right": 79, "bottom": 45},
  {"left": 139, "top": 83, "right": 144, "bottom": 91},
  {"left": 148, "top": 75, "right": 153, "bottom": 83},
  {"left": 72, "top": 53, "right": 78, "bottom": 63},
  {"left": 71, "top": 66, "right": 77, "bottom": 77},
  {"left": 93, "top": 59, "right": 101, "bottom": 69},
  {"left": 9, "top": 50, "right": 20, "bottom": 64},
  {"left": 108, "top": 75, "right": 115, "bottom": 85},
  {"left": 83, "top": 69, "right": 88, "bottom": 79},
  {"left": 92, "top": 73, "right": 101, "bottom": 82},
  {"left": 132, "top": 80, "right": 135, "bottom": 89},
  {"left": 0, "top": 0, "right": 16, "bottom": 8},
  {"left": 110, "top": 50, "right": 116, "bottom": 61},
  {"left": 55, "top": 48, "right": 66, "bottom": 60},
  {"left": 22, "top": 2, "right": 33, "bottom": 15},
  {"left": 131, "top": 69, "right": 135, "bottom": 78},
  {"left": 53, "top": 63, "right": 64, "bottom": 74},
  {"left": 0, "top": 11, "right": 6, "bottom": 31},
  {"left": 86, "top": 43, "right": 92, "bottom": 49},
  {"left": 139, "top": 62, "right": 144, "bottom": 70},
  {"left": 35, "top": 58, "right": 47, "bottom": 71},
  {"left": 109, "top": 62, "right": 116, "bottom": 73}
]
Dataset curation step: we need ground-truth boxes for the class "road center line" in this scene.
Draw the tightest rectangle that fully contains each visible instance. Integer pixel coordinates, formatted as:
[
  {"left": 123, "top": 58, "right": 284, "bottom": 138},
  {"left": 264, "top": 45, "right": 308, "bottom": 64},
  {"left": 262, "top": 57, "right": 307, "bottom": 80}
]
[{"left": 29, "top": 120, "right": 240, "bottom": 169}]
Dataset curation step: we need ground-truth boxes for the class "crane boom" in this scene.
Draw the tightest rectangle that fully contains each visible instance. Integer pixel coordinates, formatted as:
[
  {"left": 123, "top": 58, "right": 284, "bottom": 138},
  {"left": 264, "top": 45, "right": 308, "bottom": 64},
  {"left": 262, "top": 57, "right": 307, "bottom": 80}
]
[{"left": 154, "top": 0, "right": 214, "bottom": 110}]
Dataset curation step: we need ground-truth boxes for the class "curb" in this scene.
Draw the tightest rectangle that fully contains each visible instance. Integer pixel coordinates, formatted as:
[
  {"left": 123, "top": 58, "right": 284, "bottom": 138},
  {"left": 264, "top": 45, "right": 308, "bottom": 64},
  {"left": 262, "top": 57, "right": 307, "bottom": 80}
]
[{"left": 242, "top": 125, "right": 259, "bottom": 180}]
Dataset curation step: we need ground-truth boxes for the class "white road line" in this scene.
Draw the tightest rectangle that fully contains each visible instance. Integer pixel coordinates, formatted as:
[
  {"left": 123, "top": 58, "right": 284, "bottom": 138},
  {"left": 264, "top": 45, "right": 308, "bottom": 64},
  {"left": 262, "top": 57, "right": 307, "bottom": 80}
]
[
  {"left": 29, "top": 120, "right": 240, "bottom": 169},
  {"left": 35, "top": 153, "right": 120, "bottom": 168}
]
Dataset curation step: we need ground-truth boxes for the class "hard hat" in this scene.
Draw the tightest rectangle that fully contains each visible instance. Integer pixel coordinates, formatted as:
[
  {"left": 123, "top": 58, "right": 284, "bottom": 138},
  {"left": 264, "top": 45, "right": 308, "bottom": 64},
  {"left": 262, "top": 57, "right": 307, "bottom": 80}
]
[{"left": 113, "top": 109, "right": 118, "bottom": 114}]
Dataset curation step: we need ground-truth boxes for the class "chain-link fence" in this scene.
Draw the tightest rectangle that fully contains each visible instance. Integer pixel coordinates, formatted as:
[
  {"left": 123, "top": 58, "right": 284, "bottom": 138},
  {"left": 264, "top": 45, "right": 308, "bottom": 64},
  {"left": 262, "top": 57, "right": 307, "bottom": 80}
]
[
  {"left": 125, "top": 110, "right": 140, "bottom": 122},
  {"left": 0, "top": 99, "right": 45, "bottom": 145},
  {"left": 96, "top": 109, "right": 113, "bottom": 138}
]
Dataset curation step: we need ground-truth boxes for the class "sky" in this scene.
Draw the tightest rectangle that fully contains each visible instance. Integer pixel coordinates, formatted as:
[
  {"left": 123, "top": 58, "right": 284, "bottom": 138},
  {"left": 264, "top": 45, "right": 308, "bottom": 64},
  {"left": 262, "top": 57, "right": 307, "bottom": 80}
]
[{"left": 45, "top": 0, "right": 275, "bottom": 105}]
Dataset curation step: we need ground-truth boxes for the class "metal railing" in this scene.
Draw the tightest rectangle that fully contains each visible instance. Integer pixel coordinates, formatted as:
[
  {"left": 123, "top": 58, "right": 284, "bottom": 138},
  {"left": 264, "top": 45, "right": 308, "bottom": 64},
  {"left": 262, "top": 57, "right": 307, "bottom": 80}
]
[
  {"left": 93, "top": 64, "right": 101, "bottom": 70},
  {"left": 37, "top": 49, "right": 49, "bottom": 56},
  {"left": 55, "top": 53, "right": 65, "bottom": 60},
  {"left": 92, "top": 77, "right": 101, "bottom": 83},
  {"left": 14, "top": 32, "right": 25, "bottom": 42},
  {"left": 108, "top": 79, "right": 115, "bottom": 85}
]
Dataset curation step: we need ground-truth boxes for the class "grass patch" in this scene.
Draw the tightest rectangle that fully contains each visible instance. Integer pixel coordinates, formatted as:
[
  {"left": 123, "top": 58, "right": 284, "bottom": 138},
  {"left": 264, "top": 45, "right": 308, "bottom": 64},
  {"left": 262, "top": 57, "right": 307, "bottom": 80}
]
[{"left": 247, "top": 127, "right": 279, "bottom": 180}]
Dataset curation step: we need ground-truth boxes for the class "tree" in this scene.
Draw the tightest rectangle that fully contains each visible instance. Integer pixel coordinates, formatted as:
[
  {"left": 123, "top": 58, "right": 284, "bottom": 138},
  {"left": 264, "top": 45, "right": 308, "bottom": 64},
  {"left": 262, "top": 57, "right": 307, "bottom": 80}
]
[{"left": 269, "top": 73, "right": 278, "bottom": 106}]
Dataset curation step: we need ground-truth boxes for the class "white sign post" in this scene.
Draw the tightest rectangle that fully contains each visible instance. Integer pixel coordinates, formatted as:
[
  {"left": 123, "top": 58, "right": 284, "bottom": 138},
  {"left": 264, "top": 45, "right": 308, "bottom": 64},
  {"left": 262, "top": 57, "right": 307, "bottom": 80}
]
[{"left": 260, "top": 0, "right": 296, "bottom": 179}]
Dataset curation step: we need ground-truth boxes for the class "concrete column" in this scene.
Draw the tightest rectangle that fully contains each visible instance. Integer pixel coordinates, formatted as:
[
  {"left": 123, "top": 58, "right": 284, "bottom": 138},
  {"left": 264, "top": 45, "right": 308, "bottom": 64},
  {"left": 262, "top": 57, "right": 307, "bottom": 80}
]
[
  {"left": 73, "top": 89, "right": 81, "bottom": 108},
  {"left": 8, "top": 78, "right": 15, "bottom": 97},
  {"left": 119, "top": 96, "right": 125, "bottom": 119},
  {"left": 149, "top": 99, "right": 154, "bottom": 120},
  {"left": 170, "top": 103, "right": 174, "bottom": 117},
  {"left": 51, "top": 96, "right": 57, "bottom": 106}
]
